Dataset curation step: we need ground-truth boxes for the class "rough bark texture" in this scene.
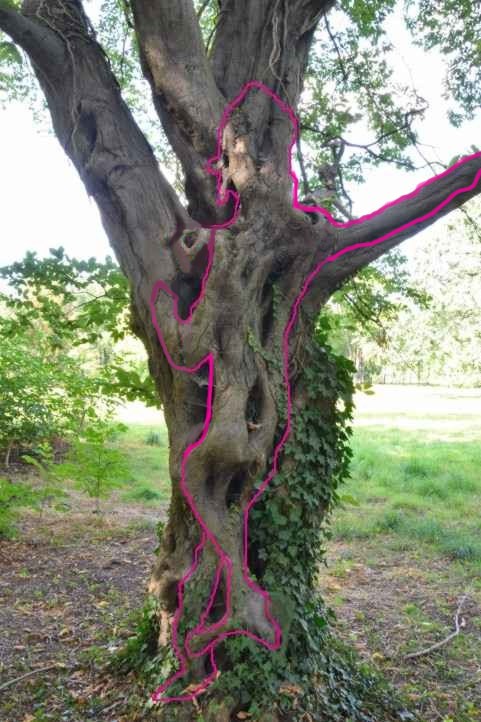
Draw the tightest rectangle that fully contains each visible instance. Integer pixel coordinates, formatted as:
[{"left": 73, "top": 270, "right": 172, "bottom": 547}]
[{"left": 1, "top": 0, "right": 480, "bottom": 717}]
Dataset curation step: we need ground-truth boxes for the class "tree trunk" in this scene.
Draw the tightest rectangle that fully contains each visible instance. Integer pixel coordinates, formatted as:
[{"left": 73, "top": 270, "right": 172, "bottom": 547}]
[
  {"left": 144, "top": 214, "right": 358, "bottom": 717},
  {"left": 1, "top": 1, "right": 481, "bottom": 719}
]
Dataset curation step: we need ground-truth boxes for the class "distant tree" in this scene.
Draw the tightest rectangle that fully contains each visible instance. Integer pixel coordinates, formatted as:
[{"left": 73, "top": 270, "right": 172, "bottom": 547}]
[
  {"left": 56, "top": 424, "right": 130, "bottom": 513},
  {"left": 360, "top": 202, "right": 481, "bottom": 385},
  {"left": 0, "top": 327, "right": 108, "bottom": 464},
  {"left": 0, "top": 249, "right": 158, "bottom": 407}
]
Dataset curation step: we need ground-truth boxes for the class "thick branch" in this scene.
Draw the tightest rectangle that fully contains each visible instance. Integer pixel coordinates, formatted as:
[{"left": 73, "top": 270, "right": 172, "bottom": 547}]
[
  {"left": 0, "top": 1, "right": 64, "bottom": 68},
  {"left": 211, "top": 0, "right": 333, "bottom": 102},
  {"left": 2, "top": 0, "right": 188, "bottom": 300},
  {"left": 0, "top": 0, "right": 196, "bottom": 407},
  {"left": 208, "top": 0, "right": 334, "bottom": 196},
  {"left": 322, "top": 153, "right": 481, "bottom": 290},
  {"left": 131, "top": 0, "right": 225, "bottom": 223}
]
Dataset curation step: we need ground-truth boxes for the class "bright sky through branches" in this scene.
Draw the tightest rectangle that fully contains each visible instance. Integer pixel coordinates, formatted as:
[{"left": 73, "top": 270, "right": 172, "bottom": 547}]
[{"left": 0, "top": 5, "right": 479, "bottom": 267}]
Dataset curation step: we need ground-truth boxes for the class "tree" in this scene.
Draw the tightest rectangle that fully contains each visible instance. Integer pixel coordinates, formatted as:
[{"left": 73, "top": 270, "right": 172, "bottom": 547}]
[
  {"left": 0, "top": 326, "right": 110, "bottom": 464},
  {"left": 352, "top": 202, "right": 481, "bottom": 386},
  {"left": 0, "top": 1, "right": 480, "bottom": 719},
  {"left": 0, "top": 248, "right": 159, "bottom": 406}
]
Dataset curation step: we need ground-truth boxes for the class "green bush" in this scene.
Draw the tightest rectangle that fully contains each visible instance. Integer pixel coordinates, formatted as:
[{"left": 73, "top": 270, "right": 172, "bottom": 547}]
[
  {"left": 0, "top": 329, "right": 113, "bottom": 465},
  {"left": 144, "top": 431, "right": 162, "bottom": 446},
  {"left": 56, "top": 424, "right": 130, "bottom": 512},
  {"left": 0, "top": 477, "right": 37, "bottom": 537}
]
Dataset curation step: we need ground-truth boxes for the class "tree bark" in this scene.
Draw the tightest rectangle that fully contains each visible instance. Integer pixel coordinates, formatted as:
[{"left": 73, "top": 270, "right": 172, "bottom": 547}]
[{"left": 1, "top": 0, "right": 481, "bottom": 717}]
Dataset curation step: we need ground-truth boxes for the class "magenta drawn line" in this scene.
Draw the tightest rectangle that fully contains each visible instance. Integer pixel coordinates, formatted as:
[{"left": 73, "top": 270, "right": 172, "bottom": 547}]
[{"left": 149, "top": 79, "right": 481, "bottom": 704}]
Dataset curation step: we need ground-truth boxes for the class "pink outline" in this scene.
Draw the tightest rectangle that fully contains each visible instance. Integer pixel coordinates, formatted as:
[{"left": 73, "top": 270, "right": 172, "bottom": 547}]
[{"left": 149, "top": 80, "right": 481, "bottom": 704}]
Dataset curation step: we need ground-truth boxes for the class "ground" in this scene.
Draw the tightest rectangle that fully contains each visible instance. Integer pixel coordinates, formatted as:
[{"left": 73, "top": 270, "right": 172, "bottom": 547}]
[{"left": 0, "top": 387, "right": 480, "bottom": 722}]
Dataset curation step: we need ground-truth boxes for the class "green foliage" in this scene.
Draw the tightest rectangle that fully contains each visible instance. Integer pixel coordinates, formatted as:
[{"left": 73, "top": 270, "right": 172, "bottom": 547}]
[
  {"left": 299, "top": 0, "right": 425, "bottom": 219},
  {"left": 348, "top": 203, "right": 481, "bottom": 385},
  {"left": 144, "top": 431, "right": 162, "bottom": 446},
  {"left": 0, "top": 248, "right": 159, "bottom": 412},
  {"left": 0, "top": 326, "right": 111, "bottom": 461},
  {"left": 0, "top": 248, "right": 130, "bottom": 345},
  {"left": 22, "top": 443, "right": 68, "bottom": 515},
  {"left": 211, "top": 323, "right": 393, "bottom": 721},
  {"left": 405, "top": 0, "right": 481, "bottom": 124},
  {"left": 56, "top": 424, "right": 130, "bottom": 512},
  {"left": 327, "top": 250, "right": 430, "bottom": 350},
  {"left": 0, "top": 39, "right": 21, "bottom": 65},
  {"left": 111, "top": 593, "right": 180, "bottom": 693},
  {"left": 0, "top": 477, "right": 37, "bottom": 537},
  {"left": 112, "top": 595, "right": 163, "bottom": 674},
  {"left": 0, "top": 20, "right": 30, "bottom": 102}
]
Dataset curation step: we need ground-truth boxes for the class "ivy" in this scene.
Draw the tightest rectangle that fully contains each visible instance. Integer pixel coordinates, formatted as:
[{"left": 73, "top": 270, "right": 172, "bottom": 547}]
[
  {"left": 116, "top": 317, "right": 412, "bottom": 720},
  {"left": 207, "top": 320, "right": 410, "bottom": 720}
]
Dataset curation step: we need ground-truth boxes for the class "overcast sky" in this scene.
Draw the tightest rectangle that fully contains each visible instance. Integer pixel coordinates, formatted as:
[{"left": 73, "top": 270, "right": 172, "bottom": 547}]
[{"left": 0, "top": 8, "right": 479, "bottom": 269}]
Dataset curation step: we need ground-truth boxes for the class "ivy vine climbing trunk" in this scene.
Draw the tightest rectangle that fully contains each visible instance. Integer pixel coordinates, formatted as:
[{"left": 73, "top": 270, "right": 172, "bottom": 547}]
[{"left": 1, "top": 0, "right": 481, "bottom": 719}]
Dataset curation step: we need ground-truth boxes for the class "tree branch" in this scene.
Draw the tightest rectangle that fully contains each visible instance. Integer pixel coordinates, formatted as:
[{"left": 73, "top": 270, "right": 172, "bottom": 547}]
[
  {"left": 211, "top": 0, "right": 333, "bottom": 102},
  {"left": 204, "top": 0, "right": 334, "bottom": 209},
  {"left": 1, "top": 0, "right": 190, "bottom": 303},
  {"left": 322, "top": 153, "right": 481, "bottom": 290},
  {"left": 0, "top": 1, "right": 64, "bottom": 69},
  {"left": 130, "top": 0, "right": 225, "bottom": 224},
  {"left": 405, "top": 595, "right": 468, "bottom": 660}
]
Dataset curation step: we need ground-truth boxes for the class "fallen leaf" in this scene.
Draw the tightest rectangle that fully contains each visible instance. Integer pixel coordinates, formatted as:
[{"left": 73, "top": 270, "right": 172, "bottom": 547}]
[{"left": 279, "top": 683, "right": 303, "bottom": 696}]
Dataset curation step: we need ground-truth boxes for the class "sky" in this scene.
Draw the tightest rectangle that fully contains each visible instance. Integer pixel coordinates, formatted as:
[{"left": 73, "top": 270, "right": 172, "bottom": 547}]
[{"left": 0, "top": 7, "right": 479, "bottom": 269}]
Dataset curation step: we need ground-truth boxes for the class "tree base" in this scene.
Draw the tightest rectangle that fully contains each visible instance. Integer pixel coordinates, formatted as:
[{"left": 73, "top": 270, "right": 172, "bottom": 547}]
[{"left": 112, "top": 599, "right": 414, "bottom": 722}]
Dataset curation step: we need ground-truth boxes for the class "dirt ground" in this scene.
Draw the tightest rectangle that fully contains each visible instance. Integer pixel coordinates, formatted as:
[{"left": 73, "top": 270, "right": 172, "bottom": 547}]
[
  {"left": 320, "top": 542, "right": 481, "bottom": 722},
  {"left": 1, "top": 501, "right": 480, "bottom": 722},
  {"left": 0, "top": 495, "right": 161, "bottom": 722}
]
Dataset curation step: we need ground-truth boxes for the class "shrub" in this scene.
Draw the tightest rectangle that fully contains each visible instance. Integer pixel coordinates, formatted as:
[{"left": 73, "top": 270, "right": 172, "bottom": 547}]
[{"left": 56, "top": 423, "right": 130, "bottom": 512}]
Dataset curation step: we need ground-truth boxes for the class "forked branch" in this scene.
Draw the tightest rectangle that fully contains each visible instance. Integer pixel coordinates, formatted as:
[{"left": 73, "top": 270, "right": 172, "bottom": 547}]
[
  {"left": 130, "top": 0, "right": 225, "bottom": 223},
  {"left": 0, "top": 0, "right": 188, "bottom": 296}
]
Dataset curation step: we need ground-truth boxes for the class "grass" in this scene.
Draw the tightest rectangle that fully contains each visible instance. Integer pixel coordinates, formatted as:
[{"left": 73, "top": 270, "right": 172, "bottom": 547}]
[
  {"left": 114, "top": 389, "right": 481, "bottom": 568},
  {"left": 318, "top": 386, "right": 481, "bottom": 721},
  {"left": 113, "top": 417, "right": 171, "bottom": 505},
  {"left": 333, "top": 386, "right": 481, "bottom": 570},
  {"left": 2, "top": 389, "right": 479, "bottom": 721}
]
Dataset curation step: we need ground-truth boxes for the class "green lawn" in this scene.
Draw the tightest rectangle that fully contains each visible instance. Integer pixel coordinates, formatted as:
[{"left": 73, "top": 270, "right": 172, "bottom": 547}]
[
  {"left": 114, "top": 409, "right": 171, "bottom": 505},
  {"left": 333, "top": 385, "right": 481, "bottom": 571},
  {"left": 115, "top": 386, "right": 481, "bottom": 568},
  {"left": 110, "top": 388, "right": 481, "bottom": 721}
]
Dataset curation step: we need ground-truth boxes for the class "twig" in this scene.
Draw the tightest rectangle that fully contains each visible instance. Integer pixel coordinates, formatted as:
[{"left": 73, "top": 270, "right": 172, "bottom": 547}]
[
  {"left": 296, "top": 136, "right": 311, "bottom": 196},
  {"left": 405, "top": 596, "right": 468, "bottom": 660},
  {"left": 0, "top": 664, "right": 61, "bottom": 694},
  {"left": 98, "top": 698, "right": 125, "bottom": 714},
  {"left": 323, "top": 13, "right": 348, "bottom": 84}
]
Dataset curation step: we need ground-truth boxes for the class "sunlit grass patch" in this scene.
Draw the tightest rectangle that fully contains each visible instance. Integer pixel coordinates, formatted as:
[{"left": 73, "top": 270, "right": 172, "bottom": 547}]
[
  {"left": 332, "top": 386, "right": 481, "bottom": 567},
  {"left": 113, "top": 423, "right": 170, "bottom": 504}
]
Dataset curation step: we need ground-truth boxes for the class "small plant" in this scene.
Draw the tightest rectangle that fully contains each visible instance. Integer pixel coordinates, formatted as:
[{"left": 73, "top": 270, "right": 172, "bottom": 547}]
[
  {"left": 145, "top": 430, "right": 162, "bottom": 446},
  {"left": 0, "top": 477, "right": 37, "bottom": 537},
  {"left": 128, "top": 486, "right": 161, "bottom": 502},
  {"left": 23, "top": 443, "right": 67, "bottom": 518},
  {"left": 56, "top": 423, "right": 130, "bottom": 513}
]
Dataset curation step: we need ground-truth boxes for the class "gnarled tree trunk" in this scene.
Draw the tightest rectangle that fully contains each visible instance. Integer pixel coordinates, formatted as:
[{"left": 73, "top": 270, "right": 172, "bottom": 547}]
[{"left": 2, "top": 0, "right": 480, "bottom": 718}]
